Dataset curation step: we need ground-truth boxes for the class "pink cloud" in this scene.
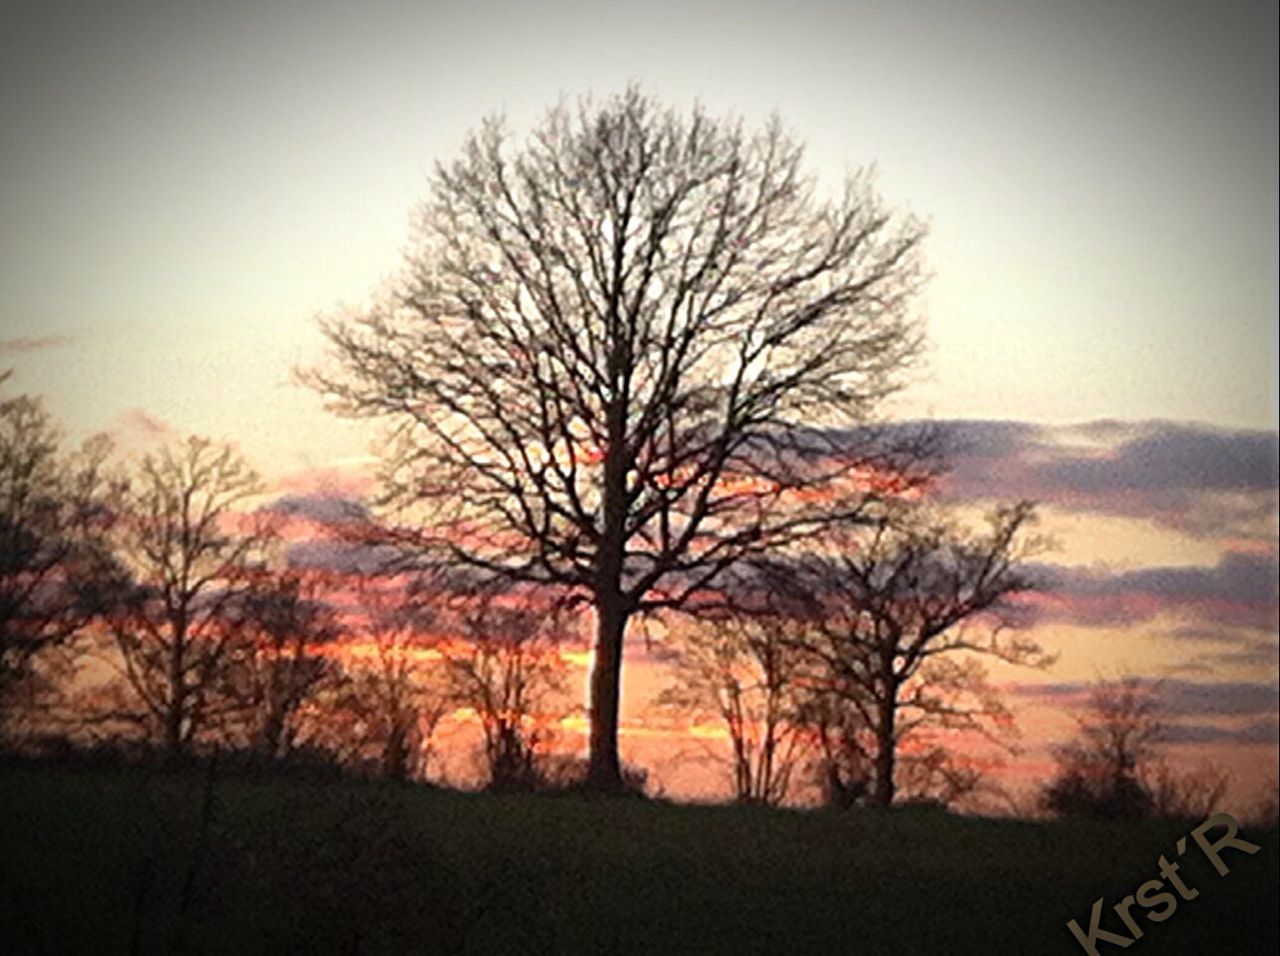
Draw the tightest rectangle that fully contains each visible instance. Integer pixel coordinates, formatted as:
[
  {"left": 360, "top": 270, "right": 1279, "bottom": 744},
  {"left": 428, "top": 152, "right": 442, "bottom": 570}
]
[{"left": 0, "top": 333, "right": 73, "bottom": 354}]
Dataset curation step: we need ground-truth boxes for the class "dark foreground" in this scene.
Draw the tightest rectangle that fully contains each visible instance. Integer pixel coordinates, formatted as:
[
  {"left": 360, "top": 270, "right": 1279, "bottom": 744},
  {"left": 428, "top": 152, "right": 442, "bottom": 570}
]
[{"left": 1, "top": 762, "right": 1276, "bottom": 954}]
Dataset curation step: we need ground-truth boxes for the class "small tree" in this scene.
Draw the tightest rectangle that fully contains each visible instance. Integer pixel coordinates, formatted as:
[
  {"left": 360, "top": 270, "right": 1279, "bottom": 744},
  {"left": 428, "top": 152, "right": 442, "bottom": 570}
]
[
  {"left": 893, "top": 745, "right": 987, "bottom": 809},
  {"left": 309, "top": 87, "right": 930, "bottom": 790},
  {"left": 1146, "top": 760, "right": 1229, "bottom": 823},
  {"left": 1042, "top": 677, "right": 1228, "bottom": 821},
  {"left": 1043, "top": 678, "right": 1162, "bottom": 819},
  {"left": 102, "top": 437, "right": 266, "bottom": 758},
  {"left": 0, "top": 376, "right": 117, "bottom": 735},
  {"left": 440, "top": 587, "right": 572, "bottom": 791},
  {"left": 329, "top": 581, "right": 452, "bottom": 781},
  {"left": 777, "top": 501, "right": 1047, "bottom": 807},
  {"left": 236, "top": 567, "right": 344, "bottom": 760},
  {"left": 656, "top": 613, "right": 811, "bottom": 806},
  {"left": 799, "top": 660, "right": 1000, "bottom": 811}
]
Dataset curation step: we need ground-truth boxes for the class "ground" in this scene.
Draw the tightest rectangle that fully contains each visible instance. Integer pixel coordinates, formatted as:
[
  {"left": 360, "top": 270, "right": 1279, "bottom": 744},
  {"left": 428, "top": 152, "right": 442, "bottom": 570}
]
[{"left": 1, "top": 761, "right": 1276, "bottom": 954}]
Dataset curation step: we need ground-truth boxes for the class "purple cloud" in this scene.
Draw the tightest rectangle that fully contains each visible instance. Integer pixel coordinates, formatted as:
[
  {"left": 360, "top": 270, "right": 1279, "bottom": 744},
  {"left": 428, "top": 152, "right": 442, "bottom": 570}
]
[
  {"left": 922, "top": 419, "right": 1278, "bottom": 538},
  {"left": 1038, "top": 426, "right": 1277, "bottom": 494},
  {"left": 263, "top": 493, "right": 371, "bottom": 526},
  {"left": 285, "top": 539, "right": 405, "bottom": 576},
  {"left": 1024, "top": 552, "right": 1278, "bottom": 631},
  {"left": 1011, "top": 679, "right": 1279, "bottom": 719},
  {"left": 1159, "top": 720, "right": 1280, "bottom": 746}
]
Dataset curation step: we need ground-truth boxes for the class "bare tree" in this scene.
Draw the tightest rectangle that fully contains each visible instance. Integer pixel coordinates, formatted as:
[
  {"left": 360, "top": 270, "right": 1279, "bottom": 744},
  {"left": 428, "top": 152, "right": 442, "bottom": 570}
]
[
  {"left": 236, "top": 567, "right": 344, "bottom": 760},
  {"left": 893, "top": 745, "right": 989, "bottom": 809},
  {"left": 1043, "top": 677, "right": 1163, "bottom": 819},
  {"left": 101, "top": 436, "right": 266, "bottom": 758},
  {"left": 0, "top": 375, "right": 117, "bottom": 734},
  {"left": 1146, "top": 760, "right": 1229, "bottom": 822},
  {"left": 308, "top": 87, "right": 930, "bottom": 789},
  {"left": 776, "top": 501, "right": 1047, "bottom": 806},
  {"left": 315, "top": 580, "right": 451, "bottom": 781},
  {"left": 656, "top": 613, "right": 811, "bottom": 806},
  {"left": 1042, "top": 677, "right": 1228, "bottom": 821},
  {"left": 440, "top": 587, "right": 572, "bottom": 791},
  {"left": 800, "top": 658, "right": 1003, "bottom": 811}
]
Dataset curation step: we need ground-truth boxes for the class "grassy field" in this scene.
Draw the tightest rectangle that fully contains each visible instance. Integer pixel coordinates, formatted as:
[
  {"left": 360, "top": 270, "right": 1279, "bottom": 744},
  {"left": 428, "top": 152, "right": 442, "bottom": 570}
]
[{"left": 1, "top": 762, "right": 1276, "bottom": 954}]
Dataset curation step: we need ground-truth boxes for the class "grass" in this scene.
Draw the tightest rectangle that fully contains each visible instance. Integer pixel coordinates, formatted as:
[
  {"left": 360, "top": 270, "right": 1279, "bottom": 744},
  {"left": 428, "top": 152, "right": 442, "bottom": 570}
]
[{"left": 1, "top": 761, "right": 1276, "bottom": 954}]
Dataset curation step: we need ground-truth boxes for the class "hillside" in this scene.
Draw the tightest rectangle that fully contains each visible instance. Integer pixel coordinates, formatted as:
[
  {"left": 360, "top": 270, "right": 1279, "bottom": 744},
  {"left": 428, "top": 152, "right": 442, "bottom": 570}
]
[{"left": 1, "top": 762, "right": 1276, "bottom": 954}]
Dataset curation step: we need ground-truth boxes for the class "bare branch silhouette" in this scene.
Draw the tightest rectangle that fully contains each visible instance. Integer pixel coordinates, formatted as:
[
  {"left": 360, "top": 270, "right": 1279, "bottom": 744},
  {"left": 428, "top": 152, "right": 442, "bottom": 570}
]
[
  {"left": 1043, "top": 677, "right": 1230, "bottom": 821},
  {"left": 305, "top": 575, "right": 452, "bottom": 781},
  {"left": 307, "top": 87, "right": 931, "bottom": 789},
  {"left": 655, "top": 612, "right": 812, "bottom": 806},
  {"left": 100, "top": 436, "right": 267, "bottom": 758},
  {"left": 234, "top": 567, "right": 345, "bottom": 760},
  {"left": 765, "top": 501, "right": 1048, "bottom": 806},
  {"left": 438, "top": 583, "right": 574, "bottom": 792},
  {"left": 1, "top": 374, "right": 118, "bottom": 737}
]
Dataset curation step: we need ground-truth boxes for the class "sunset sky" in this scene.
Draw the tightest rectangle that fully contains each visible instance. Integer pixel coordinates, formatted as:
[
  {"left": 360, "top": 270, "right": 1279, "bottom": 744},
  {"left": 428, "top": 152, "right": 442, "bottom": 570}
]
[{"left": 2, "top": 0, "right": 1276, "bottom": 806}]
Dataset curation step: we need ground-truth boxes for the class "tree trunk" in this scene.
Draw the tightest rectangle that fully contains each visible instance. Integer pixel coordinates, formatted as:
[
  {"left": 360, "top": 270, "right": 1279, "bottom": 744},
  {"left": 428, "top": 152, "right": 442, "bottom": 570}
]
[
  {"left": 165, "top": 705, "right": 184, "bottom": 760},
  {"left": 589, "top": 383, "right": 631, "bottom": 793},
  {"left": 256, "top": 707, "right": 285, "bottom": 761},
  {"left": 165, "top": 638, "right": 185, "bottom": 760},
  {"left": 872, "top": 693, "right": 896, "bottom": 807},
  {"left": 586, "top": 597, "right": 628, "bottom": 791}
]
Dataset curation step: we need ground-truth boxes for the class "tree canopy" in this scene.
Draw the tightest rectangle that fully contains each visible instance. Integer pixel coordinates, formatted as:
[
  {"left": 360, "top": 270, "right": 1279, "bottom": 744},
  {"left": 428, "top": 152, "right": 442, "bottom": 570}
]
[{"left": 312, "top": 87, "right": 932, "bottom": 789}]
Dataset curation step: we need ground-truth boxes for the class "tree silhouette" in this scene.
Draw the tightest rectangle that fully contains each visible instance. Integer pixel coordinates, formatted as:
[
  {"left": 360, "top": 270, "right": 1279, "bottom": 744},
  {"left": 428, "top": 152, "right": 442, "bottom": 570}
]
[
  {"left": 440, "top": 586, "right": 572, "bottom": 791},
  {"left": 310, "top": 87, "right": 929, "bottom": 790},
  {"left": 775, "top": 502, "right": 1047, "bottom": 806},
  {"left": 318, "top": 578, "right": 452, "bottom": 781},
  {"left": 1042, "top": 677, "right": 1162, "bottom": 819},
  {"left": 1042, "top": 677, "right": 1228, "bottom": 821},
  {"left": 236, "top": 567, "right": 344, "bottom": 760},
  {"left": 0, "top": 374, "right": 116, "bottom": 735},
  {"left": 656, "top": 613, "right": 811, "bottom": 805},
  {"left": 102, "top": 437, "right": 266, "bottom": 758}
]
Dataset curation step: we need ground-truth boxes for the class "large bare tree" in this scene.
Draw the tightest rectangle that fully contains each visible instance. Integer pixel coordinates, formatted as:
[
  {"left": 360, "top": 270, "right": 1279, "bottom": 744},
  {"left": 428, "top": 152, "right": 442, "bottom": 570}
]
[
  {"left": 776, "top": 502, "right": 1048, "bottom": 806},
  {"left": 310, "top": 88, "right": 929, "bottom": 789}
]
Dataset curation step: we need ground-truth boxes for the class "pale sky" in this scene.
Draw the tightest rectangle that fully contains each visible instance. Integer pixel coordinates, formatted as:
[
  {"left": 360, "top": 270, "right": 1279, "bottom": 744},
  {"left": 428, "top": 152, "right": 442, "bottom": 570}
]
[{"left": 2, "top": 0, "right": 1276, "bottom": 478}]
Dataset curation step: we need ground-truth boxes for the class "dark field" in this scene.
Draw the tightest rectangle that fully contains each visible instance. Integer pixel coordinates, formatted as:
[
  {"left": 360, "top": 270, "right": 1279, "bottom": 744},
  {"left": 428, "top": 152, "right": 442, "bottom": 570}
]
[{"left": 1, "top": 762, "right": 1276, "bottom": 954}]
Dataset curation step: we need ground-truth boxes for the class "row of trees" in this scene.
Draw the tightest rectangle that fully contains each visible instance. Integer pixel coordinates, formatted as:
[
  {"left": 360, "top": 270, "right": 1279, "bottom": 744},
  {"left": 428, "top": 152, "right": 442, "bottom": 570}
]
[
  {"left": 0, "top": 387, "right": 573, "bottom": 788},
  {"left": 3, "top": 369, "right": 1048, "bottom": 805},
  {"left": 0, "top": 378, "right": 1244, "bottom": 816}
]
